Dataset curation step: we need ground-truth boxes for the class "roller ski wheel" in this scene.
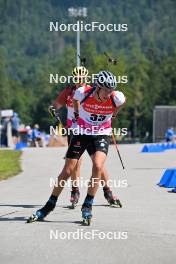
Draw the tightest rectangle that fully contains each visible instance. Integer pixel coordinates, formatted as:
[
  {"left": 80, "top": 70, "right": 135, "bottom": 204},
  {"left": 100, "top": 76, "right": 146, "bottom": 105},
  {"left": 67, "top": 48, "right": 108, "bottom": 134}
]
[
  {"left": 70, "top": 190, "right": 80, "bottom": 209},
  {"left": 70, "top": 203, "right": 77, "bottom": 209},
  {"left": 109, "top": 197, "right": 122, "bottom": 208},
  {"left": 104, "top": 190, "right": 122, "bottom": 208},
  {"left": 26, "top": 210, "right": 45, "bottom": 223},
  {"left": 82, "top": 206, "right": 92, "bottom": 226},
  {"left": 82, "top": 217, "right": 91, "bottom": 226}
]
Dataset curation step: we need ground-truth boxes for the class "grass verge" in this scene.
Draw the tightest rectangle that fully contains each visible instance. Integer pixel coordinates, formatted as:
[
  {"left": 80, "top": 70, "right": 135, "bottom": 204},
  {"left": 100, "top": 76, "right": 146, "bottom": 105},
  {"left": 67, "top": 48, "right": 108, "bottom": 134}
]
[{"left": 0, "top": 150, "right": 22, "bottom": 180}]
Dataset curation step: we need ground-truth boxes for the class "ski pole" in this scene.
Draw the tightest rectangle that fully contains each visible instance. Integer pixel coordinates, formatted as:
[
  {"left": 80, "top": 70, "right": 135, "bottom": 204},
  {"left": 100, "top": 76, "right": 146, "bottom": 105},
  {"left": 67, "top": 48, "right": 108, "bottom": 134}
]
[
  {"left": 104, "top": 52, "right": 117, "bottom": 65},
  {"left": 48, "top": 106, "right": 75, "bottom": 158},
  {"left": 48, "top": 106, "right": 66, "bottom": 140},
  {"left": 48, "top": 106, "right": 63, "bottom": 124},
  {"left": 111, "top": 132, "right": 125, "bottom": 170}
]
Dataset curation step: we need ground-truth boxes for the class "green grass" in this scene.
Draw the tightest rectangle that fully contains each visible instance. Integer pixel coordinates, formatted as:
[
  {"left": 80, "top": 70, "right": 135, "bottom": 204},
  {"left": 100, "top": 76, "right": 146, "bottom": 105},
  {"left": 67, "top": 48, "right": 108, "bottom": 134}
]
[{"left": 0, "top": 150, "right": 22, "bottom": 180}]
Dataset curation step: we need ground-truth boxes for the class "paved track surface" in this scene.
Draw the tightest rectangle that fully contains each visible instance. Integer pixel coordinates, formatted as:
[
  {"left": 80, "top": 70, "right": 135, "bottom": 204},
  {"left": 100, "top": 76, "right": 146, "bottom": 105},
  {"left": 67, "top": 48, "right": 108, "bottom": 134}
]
[{"left": 0, "top": 144, "right": 176, "bottom": 264}]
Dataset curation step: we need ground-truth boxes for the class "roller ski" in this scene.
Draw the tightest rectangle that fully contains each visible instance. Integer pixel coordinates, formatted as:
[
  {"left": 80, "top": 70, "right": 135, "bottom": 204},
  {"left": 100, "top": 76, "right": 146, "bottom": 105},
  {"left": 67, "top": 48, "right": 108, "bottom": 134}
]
[
  {"left": 70, "top": 188, "right": 80, "bottom": 209},
  {"left": 104, "top": 188, "right": 122, "bottom": 208},
  {"left": 82, "top": 206, "right": 92, "bottom": 226},
  {"left": 81, "top": 196, "right": 93, "bottom": 226},
  {"left": 26, "top": 210, "right": 46, "bottom": 223},
  {"left": 26, "top": 195, "right": 57, "bottom": 223}
]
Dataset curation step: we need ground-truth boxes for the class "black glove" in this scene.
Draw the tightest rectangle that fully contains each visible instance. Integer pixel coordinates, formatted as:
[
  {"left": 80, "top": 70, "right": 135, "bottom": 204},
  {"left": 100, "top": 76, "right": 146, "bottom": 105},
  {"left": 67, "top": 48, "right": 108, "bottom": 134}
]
[{"left": 72, "top": 112, "right": 79, "bottom": 123}]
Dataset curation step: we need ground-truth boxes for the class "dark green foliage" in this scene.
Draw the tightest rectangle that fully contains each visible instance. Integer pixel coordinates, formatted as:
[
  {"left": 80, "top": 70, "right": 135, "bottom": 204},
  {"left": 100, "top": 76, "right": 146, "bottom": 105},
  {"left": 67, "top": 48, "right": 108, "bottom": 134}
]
[{"left": 0, "top": 0, "right": 176, "bottom": 139}]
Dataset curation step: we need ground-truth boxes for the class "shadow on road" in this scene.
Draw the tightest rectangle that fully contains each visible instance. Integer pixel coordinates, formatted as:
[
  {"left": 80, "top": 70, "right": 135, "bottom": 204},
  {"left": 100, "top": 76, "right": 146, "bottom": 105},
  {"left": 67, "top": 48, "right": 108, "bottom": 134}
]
[
  {"left": 62, "top": 204, "right": 112, "bottom": 209},
  {"left": 0, "top": 203, "right": 42, "bottom": 208},
  {"left": 0, "top": 214, "right": 84, "bottom": 225},
  {"left": 0, "top": 216, "right": 27, "bottom": 221},
  {"left": 131, "top": 167, "right": 170, "bottom": 170}
]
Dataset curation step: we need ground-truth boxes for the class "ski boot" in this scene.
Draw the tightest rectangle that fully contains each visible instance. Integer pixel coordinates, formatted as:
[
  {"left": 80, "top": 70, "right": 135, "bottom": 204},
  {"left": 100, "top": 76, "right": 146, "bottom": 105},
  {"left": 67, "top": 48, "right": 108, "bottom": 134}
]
[
  {"left": 104, "top": 188, "right": 122, "bottom": 208},
  {"left": 26, "top": 196, "right": 57, "bottom": 223},
  {"left": 81, "top": 197, "right": 93, "bottom": 226},
  {"left": 26, "top": 209, "right": 46, "bottom": 223},
  {"left": 70, "top": 188, "right": 80, "bottom": 209},
  {"left": 82, "top": 205, "right": 92, "bottom": 226}
]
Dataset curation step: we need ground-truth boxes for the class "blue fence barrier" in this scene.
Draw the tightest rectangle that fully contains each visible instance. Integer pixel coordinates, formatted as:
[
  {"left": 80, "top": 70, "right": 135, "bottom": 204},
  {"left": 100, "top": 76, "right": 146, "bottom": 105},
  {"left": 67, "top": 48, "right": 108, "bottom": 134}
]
[
  {"left": 141, "top": 143, "right": 176, "bottom": 153},
  {"left": 157, "top": 168, "right": 176, "bottom": 188}
]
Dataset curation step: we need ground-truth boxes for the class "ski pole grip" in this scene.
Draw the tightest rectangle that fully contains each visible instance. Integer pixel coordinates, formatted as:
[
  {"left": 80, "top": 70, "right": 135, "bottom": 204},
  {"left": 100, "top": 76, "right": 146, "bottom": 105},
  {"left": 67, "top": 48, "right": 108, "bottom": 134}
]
[{"left": 48, "top": 105, "right": 56, "bottom": 117}]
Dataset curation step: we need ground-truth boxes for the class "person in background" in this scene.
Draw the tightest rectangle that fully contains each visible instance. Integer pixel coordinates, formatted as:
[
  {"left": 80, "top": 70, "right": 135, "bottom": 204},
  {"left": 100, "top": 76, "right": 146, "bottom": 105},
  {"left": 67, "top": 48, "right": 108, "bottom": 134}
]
[
  {"left": 165, "top": 127, "right": 175, "bottom": 142},
  {"left": 11, "top": 112, "right": 20, "bottom": 145},
  {"left": 31, "top": 124, "right": 43, "bottom": 147},
  {"left": 25, "top": 126, "right": 32, "bottom": 146},
  {"left": 1, "top": 117, "right": 9, "bottom": 147}
]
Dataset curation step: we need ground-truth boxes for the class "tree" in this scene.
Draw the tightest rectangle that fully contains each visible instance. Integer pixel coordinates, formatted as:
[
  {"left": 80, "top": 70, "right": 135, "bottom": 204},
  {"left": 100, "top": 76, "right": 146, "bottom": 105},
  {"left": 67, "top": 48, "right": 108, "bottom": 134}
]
[{"left": 0, "top": 47, "right": 10, "bottom": 109}]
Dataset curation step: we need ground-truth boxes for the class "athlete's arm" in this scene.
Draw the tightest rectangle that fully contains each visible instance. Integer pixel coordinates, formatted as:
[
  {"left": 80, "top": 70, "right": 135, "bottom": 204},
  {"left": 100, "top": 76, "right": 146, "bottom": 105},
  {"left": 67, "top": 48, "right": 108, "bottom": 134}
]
[
  {"left": 112, "top": 101, "right": 126, "bottom": 118},
  {"left": 72, "top": 99, "right": 80, "bottom": 121},
  {"left": 53, "top": 86, "right": 71, "bottom": 109},
  {"left": 112, "top": 92, "right": 126, "bottom": 118},
  {"left": 112, "top": 106, "right": 122, "bottom": 118},
  {"left": 72, "top": 86, "right": 85, "bottom": 118},
  {"left": 48, "top": 86, "right": 72, "bottom": 115}
]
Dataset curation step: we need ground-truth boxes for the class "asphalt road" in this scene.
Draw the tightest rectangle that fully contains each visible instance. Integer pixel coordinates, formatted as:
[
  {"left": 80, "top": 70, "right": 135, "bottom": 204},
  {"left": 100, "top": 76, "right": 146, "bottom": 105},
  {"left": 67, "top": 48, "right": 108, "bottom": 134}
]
[{"left": 0, "top": 144, "right": 176, "bottom": 264}]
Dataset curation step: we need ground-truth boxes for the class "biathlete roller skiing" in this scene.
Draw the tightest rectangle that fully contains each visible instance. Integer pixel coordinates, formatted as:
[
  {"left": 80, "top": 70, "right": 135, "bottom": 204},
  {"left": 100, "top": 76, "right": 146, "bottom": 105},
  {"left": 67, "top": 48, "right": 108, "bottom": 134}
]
[
  {"left": 27, "top": 70, "right": 126, "bottom": 225},
  {"left": 50, "top": 66, "right": 123, "bottom": 209}
]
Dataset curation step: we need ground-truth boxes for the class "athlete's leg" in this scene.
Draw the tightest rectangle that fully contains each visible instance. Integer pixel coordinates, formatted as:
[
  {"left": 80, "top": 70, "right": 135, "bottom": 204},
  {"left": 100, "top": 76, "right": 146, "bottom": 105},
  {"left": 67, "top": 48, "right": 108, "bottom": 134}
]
[
  {"left": 88, "top": 140, "right": 122, "bottom": 207},
  {"left": 69, "top": 157, "right": 82, "bottom": 206},
  {"left": 86, "top": 135, "right": 112, "bottom": 190},
  {"left": 88, "top": 151, "right": 107, "bottom": 196},
  {"left": 70, "top": 157, "right": 82, "bottom": 188},
  {"left": 52, "top": 134, "right": 86, "bottom": 199},
  {"left": 81, "top": 150, "right": 107, "bottom": 223},
  {"left": 52, "top": 158, "right": 78, "bottom": 197},
  {"left": 27, "top": 158, "right": 78, "bottom": 222},
  {"left": 100, "top": 166, "right": 122, "bottom": 207},
  {"left": 100, "top": 167, "right": 109, "bottom": 187},
  {"left": 81, "top": 135, "right": 122, "bottom": 224},
  {"left": 27, "top": 135, "right": 86, "bottom": 222},
  {"left": 67, "top": 133, "right": 83, "bottom": 205},
  {"left": 67, "top": 132, "right": 82, "bottom": 189}
]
